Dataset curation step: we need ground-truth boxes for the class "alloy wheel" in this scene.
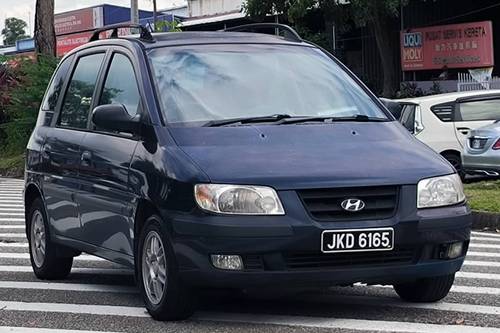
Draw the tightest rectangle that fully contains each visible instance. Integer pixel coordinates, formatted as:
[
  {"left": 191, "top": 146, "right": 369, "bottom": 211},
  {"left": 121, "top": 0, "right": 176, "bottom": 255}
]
[
  {"left": 142, "top": 230, "right": 168, "bottom": 305},
  {"left": 31, "top": 210, "right": 46, "bottom": 268}
]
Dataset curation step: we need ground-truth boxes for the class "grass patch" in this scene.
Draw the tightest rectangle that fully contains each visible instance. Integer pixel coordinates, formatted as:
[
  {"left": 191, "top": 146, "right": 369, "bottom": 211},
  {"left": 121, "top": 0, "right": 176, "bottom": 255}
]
[
  {"left": 0, "top": 154, "right": 25, "bottom": 178},
  {"left": 464, "top": 180, "right": 500, "bottom": 213}
]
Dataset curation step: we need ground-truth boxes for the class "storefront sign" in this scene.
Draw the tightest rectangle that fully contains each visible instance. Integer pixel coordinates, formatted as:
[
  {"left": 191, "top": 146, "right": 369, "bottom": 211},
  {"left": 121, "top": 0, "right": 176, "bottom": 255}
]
[
  {"left": 401, "top": 21, "right": 494, "bottom": 71},
  {"left": 55, "top": 7, "right": 103, "bottom": 35},
  {"left": 56, "top": 28, "right": 131, "bottom": 57}
]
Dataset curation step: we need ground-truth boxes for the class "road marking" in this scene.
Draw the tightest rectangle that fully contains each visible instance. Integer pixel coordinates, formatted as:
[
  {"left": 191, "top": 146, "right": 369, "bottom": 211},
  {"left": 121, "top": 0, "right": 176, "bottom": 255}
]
[
  {"left": 471, "top": 237, "right": 500, "bottom": 243},
  {"left": 193, "top": 311, "right": 500, "bottom": 333},
  {"left": 0, "top": 201, "right": 23, "bottom": 205},
  {"left": 0, "top": 327, "right": 118, "bottom": 333},
  {"left": 457, "top": 271, "right": 500, "bottom": 280},
  {"left": 308, "top": 294, "right": 500, "bottom": 315},
  {"left": 472, "top": 231, "right": 500, "bottom": 239},
  {"left": 464, "top": 260, "right": 500, "bottom": 267},
  {"left": 0, "top": 265, "right": 133, "bottom": 275},
  {"left": 0, "top": 213, "right": 24, "bottom": 217},
  {"left": 0, "top": 204, "right": 23, "bottom": 208},
  {"left": 0, "top": 233, "right": 25, "bottom": 238},
  {"left": 0, "top": 218, "right": 25, "bottom": 222},
  {"left": 0, "top": 280, "right": 136, "bottom": 293},
  {"left": 467, "top": 251, "right": 500, "bottom": 258},
  {"left": 470, "top": 244, "right": 500, "bottom": 250},
  {"left": 0, "top": 226, "right": 24, "bottom": 229},
  {"left": 0, "top": 243, "right": 27, "bottom": 248},
  {"left": 2, "top": 301, "right": 499, "bottom": 332},
  {"left": 365, "top": 283, "right": 500, "bottom": 295},
  {"left": 0, "top": 253, "right": 105, "bottom": 262},
  {"left": 0, "top": 301, "right": 149, "bottom": 317},
  {"left": 451, "top": 285, "right": 500, "bottom": 295}
]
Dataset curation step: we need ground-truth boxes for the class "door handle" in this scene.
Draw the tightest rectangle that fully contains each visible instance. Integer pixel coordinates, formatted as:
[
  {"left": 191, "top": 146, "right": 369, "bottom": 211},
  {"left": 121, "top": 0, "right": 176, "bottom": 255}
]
[
  {"left": 456, "top": 127, "right": 471, "bottom": 135},
  {"left": 80, "top": 151, "right": 92, "bottom": 166}
]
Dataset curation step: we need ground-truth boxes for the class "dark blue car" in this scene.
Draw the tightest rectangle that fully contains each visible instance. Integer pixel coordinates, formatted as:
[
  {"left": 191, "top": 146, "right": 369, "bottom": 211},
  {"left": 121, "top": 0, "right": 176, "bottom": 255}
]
[{"left": 25, "top": 24, "right": 471, "bottom": 321}]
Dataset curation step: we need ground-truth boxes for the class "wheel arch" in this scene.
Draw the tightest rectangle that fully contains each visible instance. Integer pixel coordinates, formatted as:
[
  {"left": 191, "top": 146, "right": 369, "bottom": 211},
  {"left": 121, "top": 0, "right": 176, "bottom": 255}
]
[{"left": 24, "top": 182, "right": 44, "bottom": 233}]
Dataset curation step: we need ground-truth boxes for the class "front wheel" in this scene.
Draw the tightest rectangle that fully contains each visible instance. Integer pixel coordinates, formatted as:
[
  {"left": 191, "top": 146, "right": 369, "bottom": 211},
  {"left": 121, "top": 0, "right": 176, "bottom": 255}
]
[
  {"left": 137, "top": 215, "right": 195, "bottom": 321},
  {"left": 442, "top": 153, "right": 465, "bottom": 180},
  {"left": 393, "top": 273, "right": 455, "bottom": 302}
]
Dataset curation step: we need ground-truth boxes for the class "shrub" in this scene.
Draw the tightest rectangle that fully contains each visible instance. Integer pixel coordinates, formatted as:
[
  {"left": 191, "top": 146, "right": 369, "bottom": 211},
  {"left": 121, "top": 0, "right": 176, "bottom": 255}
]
[{"left": 0, "top": 54, "right": 58, "bottom": 167}]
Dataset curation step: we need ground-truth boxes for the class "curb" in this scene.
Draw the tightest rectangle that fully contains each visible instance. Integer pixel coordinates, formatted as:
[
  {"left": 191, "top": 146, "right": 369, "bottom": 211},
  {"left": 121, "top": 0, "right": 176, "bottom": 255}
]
[{"left": 472, "top": 211, "right": 500, "bottom": 230}]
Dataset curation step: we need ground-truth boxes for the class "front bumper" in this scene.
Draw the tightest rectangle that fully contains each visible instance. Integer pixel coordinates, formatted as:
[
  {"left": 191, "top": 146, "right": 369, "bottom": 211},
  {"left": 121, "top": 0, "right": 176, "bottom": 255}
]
[{"left": 164, "top": 189, "right": 472, "bottom": 289}]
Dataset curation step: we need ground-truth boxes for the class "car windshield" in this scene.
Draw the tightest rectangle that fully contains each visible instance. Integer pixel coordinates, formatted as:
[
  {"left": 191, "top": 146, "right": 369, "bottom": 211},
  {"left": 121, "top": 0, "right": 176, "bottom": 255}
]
[{"left": 148, "top": 44, "right": 389, "bottom": 126}]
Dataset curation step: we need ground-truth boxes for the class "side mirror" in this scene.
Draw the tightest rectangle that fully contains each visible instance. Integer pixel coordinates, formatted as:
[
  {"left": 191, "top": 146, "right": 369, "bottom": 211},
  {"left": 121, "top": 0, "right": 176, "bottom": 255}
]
[{"left": 92, "top": 104, "right": 140, "bottom": 134}]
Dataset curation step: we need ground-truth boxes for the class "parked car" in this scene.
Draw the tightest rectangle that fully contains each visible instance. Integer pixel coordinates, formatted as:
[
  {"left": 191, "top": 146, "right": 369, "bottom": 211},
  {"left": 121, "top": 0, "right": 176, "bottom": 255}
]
[
  {"left": 463, "top": 120, "right": 500, "bottom": 176},
  {"left": 393, "top": 91, "right": 500, "bottom": 177},
  {"left": 25, "top": 23, "right": 471, "bottom": 321}
]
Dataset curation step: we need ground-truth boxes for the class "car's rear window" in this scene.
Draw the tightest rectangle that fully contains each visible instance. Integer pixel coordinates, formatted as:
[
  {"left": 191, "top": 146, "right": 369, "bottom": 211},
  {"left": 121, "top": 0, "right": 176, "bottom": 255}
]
[
  {"left": 148, "top": 44, "right": 388, "bottom": 125},
  {"left": 459, "top": 99, "right": 500, "bottom": 121}
]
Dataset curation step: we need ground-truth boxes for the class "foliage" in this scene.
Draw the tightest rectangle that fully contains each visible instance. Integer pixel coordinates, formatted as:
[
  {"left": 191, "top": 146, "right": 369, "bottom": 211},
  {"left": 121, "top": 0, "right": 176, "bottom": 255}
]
[
  {"left": 154, "top": 19, "right": 182, "bottom": 32},
  {"left": 464, "top": 180, "right": 500, "bottom": 213},
  {"left": 0, "top": 54, "right": 58, "bottom": 161},
  {"left": 396, "top": 82, "right": 423, "bottom": 98},
  {"left": 1, "top": 17, "right": 29, "bottom": 46},
  {"left": 428, "top": 81, "right": 443, "bottom": 95}
]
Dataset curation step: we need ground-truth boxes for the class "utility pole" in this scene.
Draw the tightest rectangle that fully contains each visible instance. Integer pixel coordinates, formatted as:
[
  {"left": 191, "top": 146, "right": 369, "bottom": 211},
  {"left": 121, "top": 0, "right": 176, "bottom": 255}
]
[{"left": 131, "top": 0, "right": 139, "bottom": 24}]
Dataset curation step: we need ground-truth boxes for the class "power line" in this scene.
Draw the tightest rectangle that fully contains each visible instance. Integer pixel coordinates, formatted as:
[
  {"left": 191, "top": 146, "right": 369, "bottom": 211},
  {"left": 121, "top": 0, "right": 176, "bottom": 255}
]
[{"left": 426, "top": 2, "right": 500, "bottom": 26}]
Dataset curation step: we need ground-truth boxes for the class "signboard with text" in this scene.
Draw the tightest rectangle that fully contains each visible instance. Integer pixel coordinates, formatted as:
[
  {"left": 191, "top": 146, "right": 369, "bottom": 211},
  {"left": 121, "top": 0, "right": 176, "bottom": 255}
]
[
  {"left": 56, "top": 28, "right": 131, "bottom": 57},
  {"left": 55, "top": 7, "right": 103, "bottom": 35},
  {"left": 401, "top": 21, "right": 494, "bottom": 71}
]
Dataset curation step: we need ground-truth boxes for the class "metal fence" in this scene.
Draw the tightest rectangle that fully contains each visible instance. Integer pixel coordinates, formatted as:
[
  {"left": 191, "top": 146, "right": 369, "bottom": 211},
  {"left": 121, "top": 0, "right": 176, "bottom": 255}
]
[{"left": 457, "top": 73, "right": 500, "bottom": 92}]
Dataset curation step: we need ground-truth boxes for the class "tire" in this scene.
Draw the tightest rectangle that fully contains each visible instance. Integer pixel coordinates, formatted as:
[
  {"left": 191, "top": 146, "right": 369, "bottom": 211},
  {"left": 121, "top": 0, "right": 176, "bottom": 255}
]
[
  {"left": 27, "top": 198, "right": 73, "bottom": 280},
  {"left": 442, "top": 153, "right": 465, "bottom": 180},
  {"left": 393, "top": 273, "right": 455, "bottom": 302},
  {"left": 137, "top": 215, "right": 195, "bottom": 321}
]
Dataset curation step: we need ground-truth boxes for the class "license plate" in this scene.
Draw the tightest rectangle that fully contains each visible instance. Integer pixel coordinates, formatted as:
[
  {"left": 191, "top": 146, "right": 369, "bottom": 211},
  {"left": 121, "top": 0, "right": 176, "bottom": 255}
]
[
  {"left": 321, "top": 228, "right": 394, "bottom": 253},
  {"left": 472, "top": 139, "right": 481, "bottom": 149}
]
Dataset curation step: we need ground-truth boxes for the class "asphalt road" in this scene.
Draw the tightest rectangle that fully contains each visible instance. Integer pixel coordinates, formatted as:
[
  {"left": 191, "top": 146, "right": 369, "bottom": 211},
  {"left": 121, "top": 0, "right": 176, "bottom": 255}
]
[{"left": 0, "top": 177, "right": 499, "bottom": 333}]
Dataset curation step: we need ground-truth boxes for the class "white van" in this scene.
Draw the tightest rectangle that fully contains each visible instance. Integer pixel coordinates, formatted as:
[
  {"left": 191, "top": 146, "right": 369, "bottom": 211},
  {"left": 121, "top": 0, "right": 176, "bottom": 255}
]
[{"left": 395, "top": 90, "right": 500, "bottom": 176}]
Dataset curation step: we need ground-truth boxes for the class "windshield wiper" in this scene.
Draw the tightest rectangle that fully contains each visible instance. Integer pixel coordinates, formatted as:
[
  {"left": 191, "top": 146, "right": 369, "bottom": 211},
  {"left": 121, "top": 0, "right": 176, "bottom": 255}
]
[
  {"left": 281, "top": 114, "right": 388, "bottom": 125},
  {"left": 203, "top": 114, "right": 293, "bottom": 127}
]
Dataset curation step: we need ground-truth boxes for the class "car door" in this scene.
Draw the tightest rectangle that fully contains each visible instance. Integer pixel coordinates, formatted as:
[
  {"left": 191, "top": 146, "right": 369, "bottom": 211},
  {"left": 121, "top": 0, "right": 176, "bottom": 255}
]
[
  {"left": 43, "top": 52, "right": 106, "bottom": 240},
  {"left": 77, "top": 50, "right": 141, "bottom": 256},
  {"left": 454, "top": 97, "right": 500, "bottom": 148}
]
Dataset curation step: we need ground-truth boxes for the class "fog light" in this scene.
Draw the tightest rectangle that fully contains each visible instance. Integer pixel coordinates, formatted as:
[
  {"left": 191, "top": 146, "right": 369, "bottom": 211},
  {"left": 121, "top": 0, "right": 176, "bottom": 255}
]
[
  {"left": 211, "top": 255, "right": 243, "bottom": 270},
  {"left": 447, "top": 242, "right": 464, "bottom": 259},
  {"left": 440, "top": 242, "right": 464, "bottom": 259}
]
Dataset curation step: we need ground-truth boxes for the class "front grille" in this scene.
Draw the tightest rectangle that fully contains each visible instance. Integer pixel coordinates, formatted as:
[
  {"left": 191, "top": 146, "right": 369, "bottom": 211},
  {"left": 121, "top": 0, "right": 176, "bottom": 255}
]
[
  {"left": 285, "top": 247, "right": 417, "bottom": 270},
  {"left": 298, "top": 186, "right": 399, "bottom": 221},
  {"left": 469, "top": 137, "right": 489, "bottom": 150}
]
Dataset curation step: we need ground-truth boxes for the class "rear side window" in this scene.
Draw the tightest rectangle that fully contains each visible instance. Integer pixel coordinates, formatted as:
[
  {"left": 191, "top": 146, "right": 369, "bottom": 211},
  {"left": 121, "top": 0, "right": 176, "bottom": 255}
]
[
  {"left": 458, "top": 99, "right": 500, "bottom": 121},
  {"left": 58, "top": 53, "right": 105, "bottom": 129},
  {"left": 431, "top": 104, "right": 454, "bottom": 122},
  {"left": 41, "top": 55, "right": 73, "bottom": 111},
  {"left": 99, "top": 53, "right": 140, "bottom": 117}
]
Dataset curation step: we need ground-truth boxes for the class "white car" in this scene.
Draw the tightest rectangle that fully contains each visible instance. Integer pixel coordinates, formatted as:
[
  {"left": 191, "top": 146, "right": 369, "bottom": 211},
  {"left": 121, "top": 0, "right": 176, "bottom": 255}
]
[{"left": 395, "top": 90, "right": 500, "bottom": 177}]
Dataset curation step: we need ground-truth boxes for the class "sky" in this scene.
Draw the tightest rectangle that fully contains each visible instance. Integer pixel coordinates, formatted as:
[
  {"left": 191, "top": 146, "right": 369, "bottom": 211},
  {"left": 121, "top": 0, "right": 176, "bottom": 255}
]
[{"left": 0, "top": 0, "right": 185, "bottom": 45}]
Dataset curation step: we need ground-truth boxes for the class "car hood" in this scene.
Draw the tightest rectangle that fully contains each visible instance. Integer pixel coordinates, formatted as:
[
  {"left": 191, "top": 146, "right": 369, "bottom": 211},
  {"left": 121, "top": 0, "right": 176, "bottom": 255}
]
[{"left": 168, "top": 122, "right": 454, "bottom": 189}]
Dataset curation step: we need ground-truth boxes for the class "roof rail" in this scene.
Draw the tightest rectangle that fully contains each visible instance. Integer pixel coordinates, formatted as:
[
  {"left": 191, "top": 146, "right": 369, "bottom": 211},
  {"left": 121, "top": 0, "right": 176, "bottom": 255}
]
[
  {"left": 223, "top": 23, "right": 302, "bottom": 43},
  {"left": 89, "top": 23, "right": 155, "bottom": 43}
]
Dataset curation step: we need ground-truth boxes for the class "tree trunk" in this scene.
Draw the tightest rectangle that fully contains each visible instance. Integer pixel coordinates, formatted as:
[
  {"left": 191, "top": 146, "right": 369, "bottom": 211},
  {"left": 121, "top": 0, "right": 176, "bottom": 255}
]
[
  {"left": 370, "top": 9, "right": 398, "bottom": 97},
  {"left": 34, "top": 0, "right": 55, "bottom": 57}
]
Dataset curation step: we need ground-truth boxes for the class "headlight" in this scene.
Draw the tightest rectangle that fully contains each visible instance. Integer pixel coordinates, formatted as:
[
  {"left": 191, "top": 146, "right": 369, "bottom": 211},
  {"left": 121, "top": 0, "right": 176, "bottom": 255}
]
[
  {"left": 417, "top": 174, "right": 466, "bottom": 208},
  {"left": 194, "top": 184, "right": 285, "bottom": 215}
]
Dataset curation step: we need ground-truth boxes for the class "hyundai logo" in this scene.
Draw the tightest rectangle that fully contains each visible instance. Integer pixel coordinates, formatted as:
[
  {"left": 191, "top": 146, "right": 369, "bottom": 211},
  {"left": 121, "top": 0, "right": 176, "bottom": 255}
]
[{"left": 341, "top": 198, "right": 366, "bottom": 212}]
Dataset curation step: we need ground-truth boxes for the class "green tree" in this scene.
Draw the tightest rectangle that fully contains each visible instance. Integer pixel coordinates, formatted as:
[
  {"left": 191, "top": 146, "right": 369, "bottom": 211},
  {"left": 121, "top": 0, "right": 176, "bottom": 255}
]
[
  {"left": 245, "top": 0, "right": 408, "bottom": 97},
  {"left": 1, "top": 17, "right": 29, "bottom": 46}
]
